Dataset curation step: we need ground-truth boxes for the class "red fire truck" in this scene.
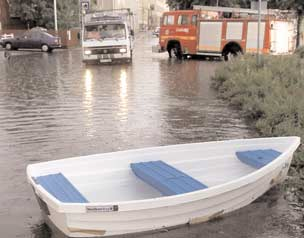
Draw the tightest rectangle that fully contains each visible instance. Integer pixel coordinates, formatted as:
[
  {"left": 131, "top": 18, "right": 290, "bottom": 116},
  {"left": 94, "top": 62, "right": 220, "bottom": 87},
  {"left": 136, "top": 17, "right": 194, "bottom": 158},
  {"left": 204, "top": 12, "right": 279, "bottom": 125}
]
[{"left": 157, "top": 6, "right": 296, "bottom": 60}]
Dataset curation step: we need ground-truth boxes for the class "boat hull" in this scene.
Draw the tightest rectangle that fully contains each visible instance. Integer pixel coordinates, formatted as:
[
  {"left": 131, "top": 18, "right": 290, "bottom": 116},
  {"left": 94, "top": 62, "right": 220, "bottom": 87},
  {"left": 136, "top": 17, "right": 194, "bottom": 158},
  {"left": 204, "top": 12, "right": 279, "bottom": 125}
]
[
  {"left": 40, "top": 160, "right": 292, "bottom": 237},
  {"left": 28, "top": 137, "right": 300, "bottom": 237}
]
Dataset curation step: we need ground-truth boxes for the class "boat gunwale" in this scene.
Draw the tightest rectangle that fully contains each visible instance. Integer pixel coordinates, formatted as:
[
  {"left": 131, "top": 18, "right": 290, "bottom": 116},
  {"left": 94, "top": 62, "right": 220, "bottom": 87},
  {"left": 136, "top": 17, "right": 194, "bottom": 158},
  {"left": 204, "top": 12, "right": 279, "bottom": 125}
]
[
  {"left": 27, "top": 136, "right": 300, "bottom": 213},
  {"left": 27, "top": 137, "right": 298, "bottom": 168}
]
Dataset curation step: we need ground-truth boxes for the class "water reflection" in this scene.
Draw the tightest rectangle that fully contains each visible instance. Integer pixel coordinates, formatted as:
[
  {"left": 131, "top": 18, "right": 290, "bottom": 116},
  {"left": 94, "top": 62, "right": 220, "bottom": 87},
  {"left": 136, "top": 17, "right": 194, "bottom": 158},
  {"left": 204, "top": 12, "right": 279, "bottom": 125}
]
[
  {"left": 118, "top": 68, "right": 128, "bottom": 119},
  {"left": 83, "top": 69, "right": 94, "bottom": 136},
  {"left": 84, "top": 69, "right": 93, "bottom": 104}
]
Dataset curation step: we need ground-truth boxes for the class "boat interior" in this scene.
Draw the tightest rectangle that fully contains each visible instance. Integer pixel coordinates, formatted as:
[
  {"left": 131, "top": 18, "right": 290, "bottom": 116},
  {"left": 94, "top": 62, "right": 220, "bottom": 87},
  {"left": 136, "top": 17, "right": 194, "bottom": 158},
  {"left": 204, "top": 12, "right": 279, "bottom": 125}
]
[{"left": 29, "top": 138, "right": 295, "bottom": 203}]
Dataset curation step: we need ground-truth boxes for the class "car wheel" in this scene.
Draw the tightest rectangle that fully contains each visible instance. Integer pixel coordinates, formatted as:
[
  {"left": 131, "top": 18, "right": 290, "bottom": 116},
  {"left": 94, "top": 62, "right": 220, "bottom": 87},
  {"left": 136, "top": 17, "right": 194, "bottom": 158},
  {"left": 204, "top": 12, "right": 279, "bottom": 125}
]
[
  {"left": 5, "top": 43, "right": 12, "bottom": 50},
  {"left": 41, "top": 44, "right": 49, "bottom": 52}
]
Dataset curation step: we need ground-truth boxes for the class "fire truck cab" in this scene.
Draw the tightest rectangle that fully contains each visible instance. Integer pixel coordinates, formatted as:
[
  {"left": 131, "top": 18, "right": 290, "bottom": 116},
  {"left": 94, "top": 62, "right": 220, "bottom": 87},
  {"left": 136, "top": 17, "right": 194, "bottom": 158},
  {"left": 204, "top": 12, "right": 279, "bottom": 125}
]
[{"left": 158, "top": 6, "right": 296, "bottom": 60}]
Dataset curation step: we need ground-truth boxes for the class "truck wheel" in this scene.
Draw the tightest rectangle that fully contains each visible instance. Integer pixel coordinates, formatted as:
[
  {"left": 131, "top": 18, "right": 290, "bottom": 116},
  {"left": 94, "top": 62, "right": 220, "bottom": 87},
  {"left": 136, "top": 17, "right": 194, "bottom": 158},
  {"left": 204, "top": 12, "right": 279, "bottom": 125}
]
[
  {"left": 223, "top": 51, "right": 237, "bottom": 61},
  {"left": 41, "top": 44, "right": 49, "bottom": 52},
  {"left": 5, "top": 43, "right": 12, "bottom": 50},
  {"left": 222, "top": 44, "right": 242, "bottom": 61},
  {"left": 225, "top": 50, "right": 242, "bottom": 61},
  {"left": 169, "top": 44, "right": 182, "bottom": 59},
  {"left": 168, "top": 49, "right": 172, "bottom": 58}
]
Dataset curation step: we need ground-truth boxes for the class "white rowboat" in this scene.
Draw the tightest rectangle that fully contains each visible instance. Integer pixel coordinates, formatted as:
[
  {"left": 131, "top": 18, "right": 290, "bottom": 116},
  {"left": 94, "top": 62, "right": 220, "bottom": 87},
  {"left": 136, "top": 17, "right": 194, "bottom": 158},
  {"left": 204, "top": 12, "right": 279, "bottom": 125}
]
[{"left": 27, "top": 137, "right": 300, "bottom": 237}]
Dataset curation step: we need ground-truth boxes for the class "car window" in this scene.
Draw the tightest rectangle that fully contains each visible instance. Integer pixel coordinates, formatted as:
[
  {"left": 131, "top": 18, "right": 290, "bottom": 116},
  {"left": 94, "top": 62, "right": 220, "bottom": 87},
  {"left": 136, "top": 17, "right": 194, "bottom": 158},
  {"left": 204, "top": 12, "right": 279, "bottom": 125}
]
[
  {"left": 31, "top": 32, "right": 41, "bottom": 39},
  {"left": 178, "top": 15, "right": 189, "bottom": 25},
  {"left": 43, "top": 32, "right": 54, "bottom": 38},
  {"left": 163, "top": 15, "right": 175, "bottom": 25},
  {"left": 163, "top": 16, "right": 168, "bottom": 25},
  {"left": 23, "top": 32, "right": 31, "bottom": 39},
  {"left": 192, "top": 15, "right": 197, "bottom": 25},
  {"left": 167, "top": 15, "right": 175, "bottom": 25}
]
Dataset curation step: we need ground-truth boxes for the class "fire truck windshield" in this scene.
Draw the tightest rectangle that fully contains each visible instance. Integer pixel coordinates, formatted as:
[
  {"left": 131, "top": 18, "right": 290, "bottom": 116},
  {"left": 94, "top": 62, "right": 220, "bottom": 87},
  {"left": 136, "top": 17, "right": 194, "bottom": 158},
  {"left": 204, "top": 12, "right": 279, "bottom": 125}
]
[{"left": 84, "top": 24, "right": 126, "bottom": 40}]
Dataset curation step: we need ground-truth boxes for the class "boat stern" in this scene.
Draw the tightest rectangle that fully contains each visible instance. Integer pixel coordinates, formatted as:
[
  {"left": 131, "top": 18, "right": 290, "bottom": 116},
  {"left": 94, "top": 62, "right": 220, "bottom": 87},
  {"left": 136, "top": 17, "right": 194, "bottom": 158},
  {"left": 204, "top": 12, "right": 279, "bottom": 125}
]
[{"left": 27, "top": 165, "right": 102, "bottom": 238}]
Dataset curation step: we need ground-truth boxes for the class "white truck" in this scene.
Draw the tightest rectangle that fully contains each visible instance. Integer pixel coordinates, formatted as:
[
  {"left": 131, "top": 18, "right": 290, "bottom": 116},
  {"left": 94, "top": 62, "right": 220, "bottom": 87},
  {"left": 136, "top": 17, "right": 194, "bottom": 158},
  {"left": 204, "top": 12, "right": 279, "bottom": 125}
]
[{"left": 82, "top": 9, "right": 134, "bottom": 64}]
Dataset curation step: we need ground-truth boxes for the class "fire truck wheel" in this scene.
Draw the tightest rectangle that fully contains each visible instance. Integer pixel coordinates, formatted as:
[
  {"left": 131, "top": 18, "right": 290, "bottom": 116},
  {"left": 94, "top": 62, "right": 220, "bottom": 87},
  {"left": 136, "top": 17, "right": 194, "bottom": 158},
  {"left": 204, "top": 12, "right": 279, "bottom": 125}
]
[
  {"left": 168, "top": 44, "right": 182, "bottom": 59},
  {"left": 168, "top": 49, "right": 172, "bottom": 58},
  {"left": 224, "top": 51, "right": 239, "bottom": 61}
]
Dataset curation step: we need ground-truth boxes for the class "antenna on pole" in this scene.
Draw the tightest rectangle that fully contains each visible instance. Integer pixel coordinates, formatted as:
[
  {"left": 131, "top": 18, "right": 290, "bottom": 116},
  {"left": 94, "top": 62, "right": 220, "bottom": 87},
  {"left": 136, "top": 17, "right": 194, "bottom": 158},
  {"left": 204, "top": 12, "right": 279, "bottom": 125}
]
[{"left": 257, "top": 0, "right": 262, "bottom": 66}]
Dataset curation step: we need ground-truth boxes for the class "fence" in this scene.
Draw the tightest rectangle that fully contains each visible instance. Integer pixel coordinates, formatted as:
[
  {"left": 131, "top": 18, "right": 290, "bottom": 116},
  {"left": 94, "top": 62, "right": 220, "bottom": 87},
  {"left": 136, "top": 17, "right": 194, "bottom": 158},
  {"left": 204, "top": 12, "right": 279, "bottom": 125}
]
[{"left": 0, "top": 29, "right": 81, "bottom": 48}]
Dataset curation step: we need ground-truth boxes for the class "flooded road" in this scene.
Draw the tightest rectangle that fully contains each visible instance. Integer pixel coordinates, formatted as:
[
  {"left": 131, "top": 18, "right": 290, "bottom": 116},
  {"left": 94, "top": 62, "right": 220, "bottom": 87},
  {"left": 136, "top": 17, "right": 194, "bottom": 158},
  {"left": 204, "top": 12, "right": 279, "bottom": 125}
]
[{"left": 0, "top": 34, "right": 301, "bottom": 238}]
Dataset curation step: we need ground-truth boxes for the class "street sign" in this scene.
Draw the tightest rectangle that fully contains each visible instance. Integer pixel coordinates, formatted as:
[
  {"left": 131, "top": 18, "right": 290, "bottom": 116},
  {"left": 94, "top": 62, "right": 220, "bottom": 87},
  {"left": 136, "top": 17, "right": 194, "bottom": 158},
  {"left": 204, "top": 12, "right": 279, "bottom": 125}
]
[{"left": 80, "top": 0, "right": 90, "bottom": 11}]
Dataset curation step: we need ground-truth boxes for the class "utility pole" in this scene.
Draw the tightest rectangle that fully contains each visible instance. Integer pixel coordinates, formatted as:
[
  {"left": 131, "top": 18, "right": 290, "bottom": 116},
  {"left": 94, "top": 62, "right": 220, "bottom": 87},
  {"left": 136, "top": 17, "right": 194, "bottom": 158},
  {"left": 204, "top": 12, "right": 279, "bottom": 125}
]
[
  {"left": 257, "top": 0, "right": 262, "bottom": 66},
  {"left": 54, "top": 0, "right": 58, "bottom": 32}
]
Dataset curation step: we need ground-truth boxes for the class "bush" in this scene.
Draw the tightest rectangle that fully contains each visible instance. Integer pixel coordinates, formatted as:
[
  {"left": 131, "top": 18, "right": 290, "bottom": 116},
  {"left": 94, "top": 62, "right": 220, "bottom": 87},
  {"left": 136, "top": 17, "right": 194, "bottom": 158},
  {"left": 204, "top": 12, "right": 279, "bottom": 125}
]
[
  {"left": 212, "top": 54, "right": 304, "bottom": 205},
  {"left": 212, "top": 55, "right": 304, "bottom": 137}
]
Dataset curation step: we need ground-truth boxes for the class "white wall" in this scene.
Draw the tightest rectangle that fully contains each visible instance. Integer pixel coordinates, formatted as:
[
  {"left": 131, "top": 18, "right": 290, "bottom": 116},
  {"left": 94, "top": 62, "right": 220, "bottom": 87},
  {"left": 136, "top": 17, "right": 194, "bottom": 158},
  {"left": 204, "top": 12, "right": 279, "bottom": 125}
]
[
  {"left": 96, "top": 0, "right": 168, "bottom": 31},
  {"left": 96, "top": 0, "right": 114, "bottom": 10}
]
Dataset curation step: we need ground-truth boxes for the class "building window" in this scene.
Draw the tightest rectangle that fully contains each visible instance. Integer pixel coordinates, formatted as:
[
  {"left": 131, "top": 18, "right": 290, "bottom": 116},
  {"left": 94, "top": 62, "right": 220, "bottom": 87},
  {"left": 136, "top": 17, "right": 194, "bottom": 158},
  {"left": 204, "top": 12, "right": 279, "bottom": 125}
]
[{"left": 178, "top": 15, "right": 189, "bottom": 25}]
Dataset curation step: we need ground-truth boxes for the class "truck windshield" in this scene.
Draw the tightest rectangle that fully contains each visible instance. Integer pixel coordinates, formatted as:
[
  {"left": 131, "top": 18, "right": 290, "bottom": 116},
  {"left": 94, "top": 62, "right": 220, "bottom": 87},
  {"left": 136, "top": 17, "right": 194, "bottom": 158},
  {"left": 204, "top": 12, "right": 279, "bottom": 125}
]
[{"left": 84, "top": 24, "right": 126, "bottom": 40}]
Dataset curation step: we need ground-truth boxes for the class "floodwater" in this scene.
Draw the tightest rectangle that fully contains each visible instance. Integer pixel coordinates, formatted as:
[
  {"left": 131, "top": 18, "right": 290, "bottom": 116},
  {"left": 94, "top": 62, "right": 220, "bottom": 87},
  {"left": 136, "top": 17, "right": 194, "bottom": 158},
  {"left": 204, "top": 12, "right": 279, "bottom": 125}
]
[{"left": 0, "top": 34, "right": 301, "bottom": 238}]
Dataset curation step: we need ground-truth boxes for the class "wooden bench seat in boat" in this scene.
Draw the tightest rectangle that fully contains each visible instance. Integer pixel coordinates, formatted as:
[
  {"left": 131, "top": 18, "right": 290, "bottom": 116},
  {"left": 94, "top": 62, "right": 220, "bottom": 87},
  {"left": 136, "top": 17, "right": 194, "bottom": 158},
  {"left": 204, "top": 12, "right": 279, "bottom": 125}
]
[
  {"left": 130, "top": 160, "right": 208, "bottom": 196},
  {"left": 33, "top": 173, "right": 88, "bottom": 203},
  {"left": 236, "top": 149, "right": 281, "bottom": 169}
]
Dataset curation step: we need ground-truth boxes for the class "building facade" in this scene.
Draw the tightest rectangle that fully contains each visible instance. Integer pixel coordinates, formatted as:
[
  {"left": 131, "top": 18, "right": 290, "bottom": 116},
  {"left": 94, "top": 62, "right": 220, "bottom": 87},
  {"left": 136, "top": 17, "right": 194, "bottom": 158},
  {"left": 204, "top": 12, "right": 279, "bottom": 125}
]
[
  {"left": 95, "top": 0, "right": 168, "bottom": 31},
  {"left": 0, "top": 0, "right": 10, "bottom": 30},
  {"left": 153, "top": 0, "right": 169, "bottom": 28}
]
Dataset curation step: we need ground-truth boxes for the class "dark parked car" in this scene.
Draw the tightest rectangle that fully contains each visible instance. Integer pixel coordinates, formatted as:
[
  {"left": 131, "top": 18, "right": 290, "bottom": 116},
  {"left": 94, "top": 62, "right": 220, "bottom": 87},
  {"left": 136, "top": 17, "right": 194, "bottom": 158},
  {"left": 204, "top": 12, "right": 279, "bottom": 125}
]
[{"left": 1, "top": 28, "right": 61, "bottom": 52}]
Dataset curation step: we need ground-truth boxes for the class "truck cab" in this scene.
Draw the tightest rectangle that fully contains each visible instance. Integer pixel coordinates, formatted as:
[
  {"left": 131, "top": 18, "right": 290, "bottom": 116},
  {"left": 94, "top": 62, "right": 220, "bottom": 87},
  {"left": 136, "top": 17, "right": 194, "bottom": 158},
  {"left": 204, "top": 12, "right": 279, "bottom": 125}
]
[
  {"left": 82, "top": 10, "right": 134, "bottom": 64},
  {"left": 159, "top": 10, "right": 200, "bottom": 58}
]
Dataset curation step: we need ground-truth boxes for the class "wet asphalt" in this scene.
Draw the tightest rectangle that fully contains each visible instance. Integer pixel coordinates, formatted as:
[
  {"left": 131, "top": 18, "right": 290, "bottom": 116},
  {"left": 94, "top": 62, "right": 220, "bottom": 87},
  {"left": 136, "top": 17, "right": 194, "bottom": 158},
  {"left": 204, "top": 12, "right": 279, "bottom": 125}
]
[{"left": 0, "top": 33, "right": 301, "bottom": 238}]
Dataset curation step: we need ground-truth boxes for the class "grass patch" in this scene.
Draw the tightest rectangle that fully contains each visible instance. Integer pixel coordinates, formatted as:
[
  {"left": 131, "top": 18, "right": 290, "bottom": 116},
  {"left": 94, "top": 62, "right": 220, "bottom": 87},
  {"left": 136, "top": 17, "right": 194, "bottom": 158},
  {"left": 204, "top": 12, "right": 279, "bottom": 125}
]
[{"left": 212, "top": 54, "right": 304, "bottom": 205}]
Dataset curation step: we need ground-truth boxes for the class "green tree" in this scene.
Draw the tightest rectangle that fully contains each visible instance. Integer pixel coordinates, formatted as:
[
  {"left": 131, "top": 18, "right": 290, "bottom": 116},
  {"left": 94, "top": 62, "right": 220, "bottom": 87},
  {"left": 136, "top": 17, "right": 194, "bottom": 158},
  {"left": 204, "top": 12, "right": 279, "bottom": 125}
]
[
  {"left": 57, "top": 0, "right": 80, "bottom": 29},
  {"left": 10, "top": 0, "right": 80, "bottom": 29},
  {"left": 10, "top": 0, "right": 54, "bottom": 28}
]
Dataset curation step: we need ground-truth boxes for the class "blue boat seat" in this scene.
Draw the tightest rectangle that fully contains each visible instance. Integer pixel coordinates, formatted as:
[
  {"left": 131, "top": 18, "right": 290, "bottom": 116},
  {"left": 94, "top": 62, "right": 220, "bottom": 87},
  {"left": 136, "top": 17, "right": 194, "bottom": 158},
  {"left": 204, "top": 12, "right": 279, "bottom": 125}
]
[
  {"left": 236, "top": 149, "right": 281, "bottom": 169},
  {"left": 130, "top": 160, "right": 208, "bottom": 196},
  {"left": 34, "top": 173, "right": 88, "bottom": 203}
]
